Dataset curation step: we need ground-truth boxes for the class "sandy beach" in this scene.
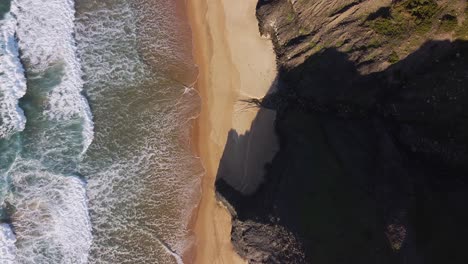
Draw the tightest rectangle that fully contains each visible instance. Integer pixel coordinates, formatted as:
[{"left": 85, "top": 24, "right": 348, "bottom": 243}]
[{"left": 185, "top": 0, "right": 278, "bottom": 263}]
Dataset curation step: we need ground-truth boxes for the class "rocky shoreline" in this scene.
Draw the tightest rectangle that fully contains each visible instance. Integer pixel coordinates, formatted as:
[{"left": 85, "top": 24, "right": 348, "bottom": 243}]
[{"left": 215, "top": 0, "right": 468, "bottom": 263}]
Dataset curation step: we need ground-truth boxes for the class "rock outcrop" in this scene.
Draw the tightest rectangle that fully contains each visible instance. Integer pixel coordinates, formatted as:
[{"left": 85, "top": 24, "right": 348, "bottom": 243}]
[{"left": 216, "top": 1, "right": 468, "bottom": 263}]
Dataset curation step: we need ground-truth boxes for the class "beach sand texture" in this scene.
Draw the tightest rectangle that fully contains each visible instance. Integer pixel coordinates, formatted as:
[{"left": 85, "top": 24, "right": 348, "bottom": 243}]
[{"left": 186, "top": 0, "right": 278, "bottom": 263}]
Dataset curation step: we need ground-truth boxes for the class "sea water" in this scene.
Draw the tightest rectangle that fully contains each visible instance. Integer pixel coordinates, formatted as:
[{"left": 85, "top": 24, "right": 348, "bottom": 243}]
[{"left": 0, "top": 0, "right": 201, "bottom": 263}]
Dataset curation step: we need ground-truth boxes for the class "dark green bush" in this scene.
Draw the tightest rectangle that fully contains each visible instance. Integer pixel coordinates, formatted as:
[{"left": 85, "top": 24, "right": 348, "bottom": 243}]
[
  {"left": 404, "top": 0, "right": 438, "bottom": 21},
  {"left": 367, "top": 0, "right": 440, "bottom": 37},
  {"left": 369, "top": 16, "right": 407, "bottom": 36}
]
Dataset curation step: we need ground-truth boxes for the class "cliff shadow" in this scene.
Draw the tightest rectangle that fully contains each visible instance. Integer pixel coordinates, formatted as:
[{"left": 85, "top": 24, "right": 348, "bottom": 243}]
[
  {"left": 215, "top": 104, "right": 279, "bottom": 196},
  {"left": 215, "top": 39, "right": 468, "bottom": 264}
]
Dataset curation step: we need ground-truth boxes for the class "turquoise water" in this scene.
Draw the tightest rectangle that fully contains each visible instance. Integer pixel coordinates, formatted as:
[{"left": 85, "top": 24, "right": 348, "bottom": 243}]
[{"left": 0, "top": 0, "right": 202, "bottom": 263}]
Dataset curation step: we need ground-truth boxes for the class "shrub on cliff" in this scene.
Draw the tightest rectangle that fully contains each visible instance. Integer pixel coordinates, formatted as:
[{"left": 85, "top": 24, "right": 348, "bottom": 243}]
[
  {"left": 367, "top": 0, "right": 439, "bottom": 37},
  {"left": 404, "top": 0, "right": 438, "bottom": 21}
]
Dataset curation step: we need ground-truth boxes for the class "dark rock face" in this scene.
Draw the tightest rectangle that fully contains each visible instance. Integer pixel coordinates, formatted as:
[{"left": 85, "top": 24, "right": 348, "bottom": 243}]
[
  {"left": 216, "top": 178, "right": 307, "bottom": 264},
  {"left": 256, "top": 0, "right": 390, "bottom": 71},
  {"left": 256, "top": 0, "right": 468, "bottom": 73},
  {"left": 231, "top": 219, "right": 306, "bottom": 264},
  {"left": 214, "top": 1, "right": 468, "bottom": 263},
  {"left": 216, "top": 39, "right": 468, "bottom": 264}
]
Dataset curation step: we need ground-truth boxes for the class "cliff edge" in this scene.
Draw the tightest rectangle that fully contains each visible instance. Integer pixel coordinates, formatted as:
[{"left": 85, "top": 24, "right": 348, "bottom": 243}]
[{"left": 215, "top": 0, "right": 468, "bottom": 263}]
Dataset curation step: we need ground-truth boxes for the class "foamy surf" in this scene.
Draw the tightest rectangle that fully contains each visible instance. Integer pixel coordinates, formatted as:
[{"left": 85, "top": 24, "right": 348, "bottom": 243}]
[
  {"left": 0, "top": 11, "right": 27, "bottom": 139},
  {"left": 74, "top": 1, "right": 202, "bottom": 263},
  {"left": 75, "top": 1, "right": 149, "bottom": 96},
  {"left": 8, "top": 160, "right": 92, "bottom": 264},
  {"left": 0, "top": 0, "right": 95, "bottom": 263},
  {"left": 0, "top": 223, "right": 16, "bottom": 264},
  {"left": 11, "top": 0, "right": 94, "bottom": 151},
  {"left": 1, "top": 0, "right": 203, "bottom": 262}
]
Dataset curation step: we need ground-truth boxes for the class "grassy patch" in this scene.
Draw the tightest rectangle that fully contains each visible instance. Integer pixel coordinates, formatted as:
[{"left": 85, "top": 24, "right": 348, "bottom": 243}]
[
  {"left": 366, "top": 0, "right": 439, "bottom": 37},
  {"left": 388, "top": 51, "right": 400, "bottom": 63},
  {"left": 438, "top": 14, "right": 458, "bottom": 32},
  {"left": 404, "top": 0, "right": 438, "bottom": 22},
  {"left": 413, "top": 19, "right": 433, "bottom": 35},
  {"left": 369, "top": 16, "right": 407, "bottom": 36}
]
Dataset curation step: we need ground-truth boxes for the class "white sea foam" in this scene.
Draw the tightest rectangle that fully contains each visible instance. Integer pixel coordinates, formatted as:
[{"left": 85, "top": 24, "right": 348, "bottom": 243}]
[
  {"left": 130, "top": 0, "right": 193, "bottom": 71},
  {"left": 82, "top": 87, "right": 202, "bottom": 263},
  {"left": 75, "top": 2, "right": 149, "bottom": 96},
  {"left": 0, "top": 12, "right": 27, "bottom": 139},
  {"left": 0, "top": 223, "right": 16, "bottom": 264},
  {"left": 8, "top": 159, "right": 92, "bottom": 264},
  {"left": 11, "top": 0, "right": 94, "bottom": 152},
  {"left": 75, "top": 1, "right": 202, "bottom": 263},
  {"left": 0, "top": 1, "right": 95, "bottom": 263}
]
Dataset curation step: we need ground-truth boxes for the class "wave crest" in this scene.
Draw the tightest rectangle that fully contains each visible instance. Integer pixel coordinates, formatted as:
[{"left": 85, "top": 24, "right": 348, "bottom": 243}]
[{"left": 0, "top": 12, "right": 27, "bottom": 139}]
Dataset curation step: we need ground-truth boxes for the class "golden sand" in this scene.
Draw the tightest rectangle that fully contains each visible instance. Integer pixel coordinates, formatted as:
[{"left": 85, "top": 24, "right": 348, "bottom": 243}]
[{"left": 185, "top": 0, "right": 278, "bottom": 262}]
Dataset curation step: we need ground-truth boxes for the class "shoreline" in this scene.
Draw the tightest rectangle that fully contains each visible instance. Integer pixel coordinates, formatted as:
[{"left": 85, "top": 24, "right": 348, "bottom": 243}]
[{"left": 184, "top": 0, "right": 278, "bottom": 263}]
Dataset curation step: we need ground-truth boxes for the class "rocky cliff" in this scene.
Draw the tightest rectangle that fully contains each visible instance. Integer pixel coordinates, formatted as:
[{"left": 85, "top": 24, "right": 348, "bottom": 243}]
[{"left": 216, "top": 0, "right": 468, "bottom": 263}]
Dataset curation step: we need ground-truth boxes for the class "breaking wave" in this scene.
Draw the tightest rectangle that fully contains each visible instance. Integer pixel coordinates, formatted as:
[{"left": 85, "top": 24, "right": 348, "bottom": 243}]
[{"left": 0, "top": 0, "right": 94, "bottom": 263}]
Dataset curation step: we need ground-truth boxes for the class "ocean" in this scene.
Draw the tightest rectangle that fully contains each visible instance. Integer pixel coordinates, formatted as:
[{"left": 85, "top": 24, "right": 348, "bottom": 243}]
[{"left": 0, "top": 0, "right": 202, "bottom": 263}]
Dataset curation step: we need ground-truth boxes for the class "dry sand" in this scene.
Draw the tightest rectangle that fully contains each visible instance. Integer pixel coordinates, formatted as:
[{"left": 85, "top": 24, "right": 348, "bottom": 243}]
[{"left": 185, "top": 0, "right": 278, "bottom": 263}]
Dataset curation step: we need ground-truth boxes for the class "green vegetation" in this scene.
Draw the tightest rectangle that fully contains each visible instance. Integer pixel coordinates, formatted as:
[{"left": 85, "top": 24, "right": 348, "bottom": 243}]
[
  {"left": 369, "top": 15, "right": 407, "bottom": 36},
  {"left": 388, "top": 51, "right": 399, "bottom": 63},
  {"left": 367, "top": 0, "right": 439, "bottom": 37},
  {"left": 438, "top": 14, "right": 458, "bottom": 32},
  {"left": 404, "top": 0, "right": 438, "bottom": 22},
  {"left": 413, "top": 19, "right": 433, "bottom": 35},
  {"left": 0, "top": 0, "right": 11, "bottom": 20}
]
